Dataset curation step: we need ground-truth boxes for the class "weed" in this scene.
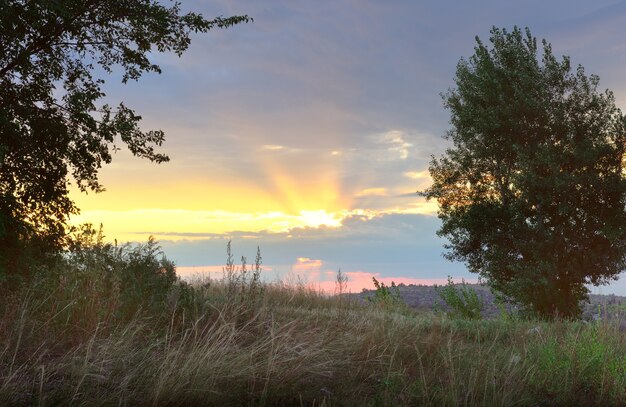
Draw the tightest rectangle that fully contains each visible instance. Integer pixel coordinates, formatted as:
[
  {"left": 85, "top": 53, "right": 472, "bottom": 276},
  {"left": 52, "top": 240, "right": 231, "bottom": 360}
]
[
  {"left": 220, "top": 241, "right": 264, "bottom": 316},
  {"left": 435, "top": 276, "right": 484, "bottom": 320},
  {"left": 1, "top": 236, "right": 625, "bottom": 406},
  {"left": 367, "top": 277, "right": 403, "bottom": 308}
]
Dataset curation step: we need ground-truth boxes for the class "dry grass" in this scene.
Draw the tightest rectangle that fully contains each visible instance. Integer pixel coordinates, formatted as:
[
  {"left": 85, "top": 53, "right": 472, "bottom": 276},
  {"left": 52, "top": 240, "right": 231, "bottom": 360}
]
[{"left": 1, "top": 274, "right": 625, "bottom": 406}]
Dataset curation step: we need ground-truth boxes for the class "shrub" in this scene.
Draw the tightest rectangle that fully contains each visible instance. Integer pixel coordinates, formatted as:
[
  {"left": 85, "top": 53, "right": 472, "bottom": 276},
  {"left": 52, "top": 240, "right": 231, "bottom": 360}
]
[
  {"left": 435, "top": 276, "right": 484, "bottom": 320},
  {"left": 367, "top": 277, "right": 404, "bottom": 309},
  {"left": 30, "top": 224, "right": 178, "bottom": 333}
]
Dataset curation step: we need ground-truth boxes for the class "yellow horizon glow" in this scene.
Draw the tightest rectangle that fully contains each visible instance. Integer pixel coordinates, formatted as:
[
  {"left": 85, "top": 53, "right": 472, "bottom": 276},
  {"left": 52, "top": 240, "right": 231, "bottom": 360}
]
[
  {"left": 68, "top": 171, "right": 352, "bottom": 241},
  {"left": 68, "top": 156, "right": 437, "bottom": 242},
  {"left": 69, "top": 202, "right": 438, "bottom": 242},
  {"left": 69, "top": 208, "right": 346, "bottom": 241}
]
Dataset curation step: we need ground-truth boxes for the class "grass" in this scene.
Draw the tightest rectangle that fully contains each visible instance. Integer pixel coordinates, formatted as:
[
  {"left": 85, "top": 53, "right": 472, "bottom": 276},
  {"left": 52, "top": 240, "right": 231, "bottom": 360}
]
[{"left": 0, "top": 239, "right": 625, "bottom": 406}]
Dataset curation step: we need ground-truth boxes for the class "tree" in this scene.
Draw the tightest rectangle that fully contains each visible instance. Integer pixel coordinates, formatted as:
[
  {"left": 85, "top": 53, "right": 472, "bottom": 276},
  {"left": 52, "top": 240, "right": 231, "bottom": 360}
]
[
  {"left": 0, "top": 1, "right": 249, "bottom": 275},
  {"left": 423, "top": 27, "right": 626, "bottom": 319}
]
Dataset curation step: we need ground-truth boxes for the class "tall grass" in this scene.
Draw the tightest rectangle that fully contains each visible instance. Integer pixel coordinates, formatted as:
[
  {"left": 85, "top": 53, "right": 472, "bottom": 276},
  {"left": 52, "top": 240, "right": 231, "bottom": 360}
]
[{"left": 0, "top": 238, "right": 624, "bottom": 406}]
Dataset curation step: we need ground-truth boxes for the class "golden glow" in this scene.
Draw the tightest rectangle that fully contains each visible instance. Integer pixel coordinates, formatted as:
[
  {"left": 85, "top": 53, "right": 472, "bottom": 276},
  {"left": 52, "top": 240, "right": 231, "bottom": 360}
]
[
  {"left": 70, "top": 208, "right": 347, "bottom": 242},
  {"left": 299, "top": 210, "right": 342, "bottom": 228},
  {"left": 69, "top": 162, "right": 353, "bottom": 241},
  {"left": 263, "top": 166, "right": 347, "bottom": 214},
  {"left": 68, "top": 151, "right": 437, "bottom": 242},
  {"left": 70, "top": 201, "right": 439, "bottom": 243}
]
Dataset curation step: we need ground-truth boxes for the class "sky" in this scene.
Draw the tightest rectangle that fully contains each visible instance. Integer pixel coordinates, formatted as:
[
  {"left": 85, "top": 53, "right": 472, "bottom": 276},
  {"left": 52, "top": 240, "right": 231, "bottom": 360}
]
[{"left": 69, "top": 0, "right": 626, "bottom": 295}]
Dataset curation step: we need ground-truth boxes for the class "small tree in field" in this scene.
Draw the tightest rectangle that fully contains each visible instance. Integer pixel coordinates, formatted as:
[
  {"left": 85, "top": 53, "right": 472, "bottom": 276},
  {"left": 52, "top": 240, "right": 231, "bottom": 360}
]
[{"left": 423, "top": 26, "right": 626, "bottom": 319}]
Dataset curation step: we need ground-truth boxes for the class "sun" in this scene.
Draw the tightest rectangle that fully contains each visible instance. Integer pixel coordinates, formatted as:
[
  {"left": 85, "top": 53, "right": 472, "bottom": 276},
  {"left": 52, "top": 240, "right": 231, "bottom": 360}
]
[{"left": 299, "top": 210, "right": 342, "bottom": 228}]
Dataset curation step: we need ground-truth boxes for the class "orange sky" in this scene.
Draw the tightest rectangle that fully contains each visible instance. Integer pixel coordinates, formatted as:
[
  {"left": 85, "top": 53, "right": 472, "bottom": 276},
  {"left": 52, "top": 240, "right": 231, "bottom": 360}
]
[{"left": 69, "top": 143, "right": 436, "bottom": 242}]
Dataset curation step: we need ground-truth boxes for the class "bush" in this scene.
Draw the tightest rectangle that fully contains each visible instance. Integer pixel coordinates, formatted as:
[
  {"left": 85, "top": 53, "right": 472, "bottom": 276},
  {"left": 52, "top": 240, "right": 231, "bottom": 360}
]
[
  {"left": 435, "top": 276, "right": 484, "bottom": 320},
  {"left": 367, "top": 277, "right": 405, "bottom": 309},
  {"left": 30, "top": 224, "right": 178, "bottom": 333}
]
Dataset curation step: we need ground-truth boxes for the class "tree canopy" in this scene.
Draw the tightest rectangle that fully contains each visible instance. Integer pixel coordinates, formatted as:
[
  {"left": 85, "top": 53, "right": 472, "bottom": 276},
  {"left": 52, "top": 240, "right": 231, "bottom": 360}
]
[
  {"left": 0, "top": 0, "right": 249, "bottom": 274},
  {"left": 423, "top": 27, "right": 626, "bottom": 318}
]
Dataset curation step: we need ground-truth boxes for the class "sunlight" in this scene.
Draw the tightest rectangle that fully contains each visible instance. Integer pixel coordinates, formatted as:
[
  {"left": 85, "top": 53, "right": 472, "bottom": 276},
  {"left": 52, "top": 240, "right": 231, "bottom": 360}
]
[
  {"left": 69, "top": 208, "right": 349, "bottom": 242},
  {"left": 67, "top": 148, "right": 439, "bottom": 243},
  {"left": 68, "top": 169, "right": 351, "bottom": 241},
  {"left": 299, "top": 210, "right": 342, "bottom": 228}
]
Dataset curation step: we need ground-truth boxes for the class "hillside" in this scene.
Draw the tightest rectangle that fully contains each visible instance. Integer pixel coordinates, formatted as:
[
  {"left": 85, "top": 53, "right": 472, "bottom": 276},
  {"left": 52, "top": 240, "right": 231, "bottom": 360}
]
[{"left": 358, "top": 283, "right": 626, "bottom": 320}]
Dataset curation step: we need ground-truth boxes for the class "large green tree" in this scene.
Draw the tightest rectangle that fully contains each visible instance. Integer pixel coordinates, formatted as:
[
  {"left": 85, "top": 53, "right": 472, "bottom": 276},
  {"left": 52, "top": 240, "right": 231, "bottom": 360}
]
[
  {"left": 0, "top": 1, "right": 249, "bottom": 274},
  {"left": 423, "top": 27, "right": 626, "bottom": 318}
]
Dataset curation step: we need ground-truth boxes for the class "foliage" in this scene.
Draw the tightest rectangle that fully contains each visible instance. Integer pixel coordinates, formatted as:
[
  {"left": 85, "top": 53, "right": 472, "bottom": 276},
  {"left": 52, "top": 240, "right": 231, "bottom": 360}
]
[
  {"left": 423, "top": 26, "right": 626, "bottom": 319},
  {"left": 435, "top": 276, "right": 484, "bottom": 320},
  {"left": 529, "top": 321, "right": 626, "bottom": 404},
  {"left": 0, "top": 0, "right": 250, "bottom": 273},
  {"left": 2, "top": 270, "right": 625, "bottom": 406},
  {"left": 333, "top": 268, "right": 350, "bottom": 317},
  {"left": 167, "top": 242, "right": 267, "bottom": 325},
  {"left": 335, "top": 268, "right": 348, "bottom": 296},
  {"left": 493, "top": 295, "right": 521, "bottom": 322},
  {"left": 28, "top": 224, "right": 177, "bottom": 334},
  {"left": 367, "top": 277, "right": 404, "bottom": 308},
  {"left": 221, "top": 240, "right": 264, "bottom": 312}
]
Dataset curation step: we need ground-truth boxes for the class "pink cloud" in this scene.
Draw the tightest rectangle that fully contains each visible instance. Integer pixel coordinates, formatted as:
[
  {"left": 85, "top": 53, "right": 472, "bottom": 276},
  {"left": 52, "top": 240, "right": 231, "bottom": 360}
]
[{"left": 292, "top": 257, "right": 323, "bottom": 272}]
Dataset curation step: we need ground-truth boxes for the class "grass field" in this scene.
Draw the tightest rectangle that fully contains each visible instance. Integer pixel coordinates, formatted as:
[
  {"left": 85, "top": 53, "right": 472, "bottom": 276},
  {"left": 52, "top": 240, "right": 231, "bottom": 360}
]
[{"left": 0, "top": 240, "right": 625, "bottom": 406}]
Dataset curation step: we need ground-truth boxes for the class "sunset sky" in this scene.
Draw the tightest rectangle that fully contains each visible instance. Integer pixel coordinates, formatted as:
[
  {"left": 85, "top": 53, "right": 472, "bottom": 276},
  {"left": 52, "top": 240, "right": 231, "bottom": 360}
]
[{"left": 69, "top": 0, "right": 626, "bottom": 295}]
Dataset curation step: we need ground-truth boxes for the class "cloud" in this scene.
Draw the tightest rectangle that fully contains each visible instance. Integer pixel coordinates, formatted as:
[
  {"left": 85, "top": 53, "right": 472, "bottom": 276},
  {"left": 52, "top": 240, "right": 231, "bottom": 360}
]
[
  {"left": 355, "top": 187, "right": 388, "bottom": 197},
  {"left": 262, "top": 144, "right": 286, "bottom": 151},
  {"left": 405, "top": 170, "right": 430, "bottom": 180},
  {"left": 396, "top": 192, "right": 420, "bottom": 198},
  {"left": 292, "top": 257, "right": 323, "bottom": 273},
  {"left": 380, "top": 130, "right": 413, "bottom": 160}
]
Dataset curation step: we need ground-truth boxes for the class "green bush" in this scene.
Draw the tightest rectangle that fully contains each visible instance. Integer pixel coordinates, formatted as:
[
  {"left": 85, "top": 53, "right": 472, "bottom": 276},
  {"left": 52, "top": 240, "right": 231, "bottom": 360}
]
[
  {"left": 435, "top": 276, "right": 484, "bottom": 320},
  {"left": 31, "top": 224, "right": 177, "bottom": 333},
  {"left": 367, "top": 277, "right": 404, "bottom": 309}
]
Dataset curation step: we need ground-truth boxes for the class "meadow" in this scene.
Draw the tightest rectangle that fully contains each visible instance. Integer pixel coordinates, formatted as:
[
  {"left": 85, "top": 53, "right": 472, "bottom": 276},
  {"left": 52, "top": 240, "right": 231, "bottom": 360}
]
[{"left": 1, "top": 233, "right": 624, "bottom": 406}]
